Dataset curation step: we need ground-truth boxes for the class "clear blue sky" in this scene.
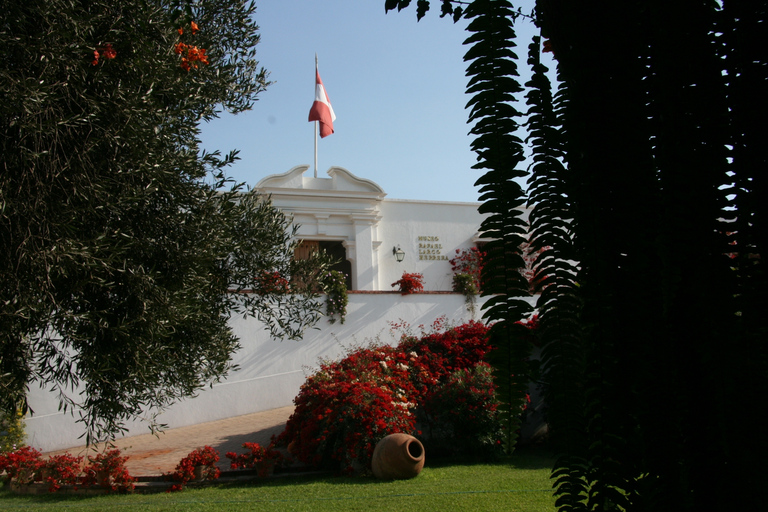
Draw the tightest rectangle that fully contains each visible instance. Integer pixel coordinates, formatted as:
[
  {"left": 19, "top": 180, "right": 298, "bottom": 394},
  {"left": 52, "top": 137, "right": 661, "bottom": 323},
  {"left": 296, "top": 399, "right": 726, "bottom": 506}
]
[{"left": 200, "top": 0, "right": 542, "bottom": 203}]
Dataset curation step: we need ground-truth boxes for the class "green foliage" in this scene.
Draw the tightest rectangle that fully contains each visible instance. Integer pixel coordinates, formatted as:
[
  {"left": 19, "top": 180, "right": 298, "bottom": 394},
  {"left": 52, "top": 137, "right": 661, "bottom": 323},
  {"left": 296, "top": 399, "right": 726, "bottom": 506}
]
[
  {"left": 523, "top": 33, "right": 587, "bottom": 509},
  {"left": 322, "top": 270, "right": 349, "bottom": 324},
  {"left": 0, "top": 410, "right": 25, "bottom": 454},
  {"left": 452, "top": 272, "right": 477, "bottom": 296},
  {"left": 461, "top": 0, "right": 534, "bottom": 454},
  {"left": 533, "top": 1, "right": 768, "bottom": 510},
  {"left": 0, "top": 0, "right": 329, "bottom": 445}
]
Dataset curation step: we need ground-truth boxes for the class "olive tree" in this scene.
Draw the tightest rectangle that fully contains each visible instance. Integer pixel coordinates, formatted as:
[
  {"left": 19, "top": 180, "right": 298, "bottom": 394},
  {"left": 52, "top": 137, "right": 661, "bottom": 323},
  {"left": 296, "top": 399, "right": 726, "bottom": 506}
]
[{"left": 0, "top": 0, "right": 329, "bottom": 443}]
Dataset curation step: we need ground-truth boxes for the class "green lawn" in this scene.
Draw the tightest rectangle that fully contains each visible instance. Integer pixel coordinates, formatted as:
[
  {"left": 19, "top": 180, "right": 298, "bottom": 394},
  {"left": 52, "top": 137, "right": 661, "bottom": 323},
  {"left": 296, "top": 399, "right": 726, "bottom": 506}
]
[{"left": 0, "top": 448, "right": 556, "bottom": 512}]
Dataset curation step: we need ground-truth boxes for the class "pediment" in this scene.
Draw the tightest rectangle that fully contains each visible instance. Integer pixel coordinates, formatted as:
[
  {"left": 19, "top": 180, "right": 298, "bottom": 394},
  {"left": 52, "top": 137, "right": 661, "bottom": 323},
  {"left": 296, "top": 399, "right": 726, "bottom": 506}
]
[{"left": 256, "top": 165, "right": 385, "bottom": 196}]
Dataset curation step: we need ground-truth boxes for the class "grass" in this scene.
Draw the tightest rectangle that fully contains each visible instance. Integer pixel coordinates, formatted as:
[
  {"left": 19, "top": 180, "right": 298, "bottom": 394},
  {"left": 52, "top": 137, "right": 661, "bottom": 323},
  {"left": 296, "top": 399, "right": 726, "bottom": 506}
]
[{"left": 0, "top": 447, "right": 556, "bottom": 512}]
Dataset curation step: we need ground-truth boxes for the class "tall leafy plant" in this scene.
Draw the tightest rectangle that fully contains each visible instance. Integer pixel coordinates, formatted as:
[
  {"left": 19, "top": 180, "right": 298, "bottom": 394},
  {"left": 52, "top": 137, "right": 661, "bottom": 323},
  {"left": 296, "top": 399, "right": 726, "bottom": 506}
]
[
  {"left": 462, "top": 0, "right": 534, "bottom": 453},
  {"left": 388, "top": 1, "right": 767, "bottom": 510},
  {"left": 523, "top": 33, "right": 589, "bottom": 508},
  {"left": 534, "top": 1, "right": 765, "bottom": 510},
  {"left": 389, "top": 0, "right": 535, "bottom": 453}
]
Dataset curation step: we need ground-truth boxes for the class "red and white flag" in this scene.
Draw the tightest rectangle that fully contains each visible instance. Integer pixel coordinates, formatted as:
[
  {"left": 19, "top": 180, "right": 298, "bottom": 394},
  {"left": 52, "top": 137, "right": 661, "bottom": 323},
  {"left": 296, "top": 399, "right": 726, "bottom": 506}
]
[{"left": 308, "top": 66, "right": 336, "bottom": 138}]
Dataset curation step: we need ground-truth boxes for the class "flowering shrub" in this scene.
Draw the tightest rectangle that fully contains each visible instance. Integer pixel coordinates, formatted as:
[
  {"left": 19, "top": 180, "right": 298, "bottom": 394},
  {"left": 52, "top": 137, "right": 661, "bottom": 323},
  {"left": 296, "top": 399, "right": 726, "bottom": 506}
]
[
  {"left": 420, "top": 364, "right": 503, "bottom": 458},
  {"left": 0, "top": 409, "right": 25, "bottom": 454},
  {"left": 275, "top": 320, "right": 500, "bottom": 473},
  {"left": 167, "top": 446, "right": 220, "bottom": 492},
  {"left": 225, "top": 442, "right": 286, "bottom": 476},
  {"left": 276, "top": 344, "right": 419, "bottom": 473},
  {"left": 84, "top": 448, "right": 135, "bottom": 492},
  {"left": 41, "top": 453, "right": 83, "bottom": 492},
  {"left": 398, "top": 320, "right": 492, "bottom": 378},
  {"left": 0, "top": 446, "right": 42, "bottom": 484},
  {"left": 322, "top": 270, "right": 348, "bottom": 324},
  {"left": 391, "top": 272, "right": 424, "bottom": 295}
]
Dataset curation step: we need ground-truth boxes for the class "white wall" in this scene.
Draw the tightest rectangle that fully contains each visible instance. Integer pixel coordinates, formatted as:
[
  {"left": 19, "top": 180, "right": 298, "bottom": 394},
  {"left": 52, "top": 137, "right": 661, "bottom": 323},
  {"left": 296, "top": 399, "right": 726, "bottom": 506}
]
[
  {"left": 377, "top": 199, "right": 487, "bottom": 291},
  {"left": 25, "top": 292, "right": 496, "bottom": 452}
]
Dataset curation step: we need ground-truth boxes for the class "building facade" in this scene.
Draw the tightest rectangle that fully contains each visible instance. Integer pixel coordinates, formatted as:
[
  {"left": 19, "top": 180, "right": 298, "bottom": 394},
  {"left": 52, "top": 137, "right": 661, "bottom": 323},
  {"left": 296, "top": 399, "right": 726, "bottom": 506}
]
[
  {"left": 258, "top": 165, "right": 488, "bottom": 291},
  {"left": 25, "top": 166, "right": 527, "bottom": 452}
]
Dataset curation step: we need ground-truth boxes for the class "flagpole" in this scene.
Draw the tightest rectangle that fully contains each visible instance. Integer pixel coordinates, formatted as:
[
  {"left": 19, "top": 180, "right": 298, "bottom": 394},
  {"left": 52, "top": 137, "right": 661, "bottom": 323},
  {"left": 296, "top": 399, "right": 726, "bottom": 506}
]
[{"left": 314, "top": 54, "right": 318, "bottom": 178}]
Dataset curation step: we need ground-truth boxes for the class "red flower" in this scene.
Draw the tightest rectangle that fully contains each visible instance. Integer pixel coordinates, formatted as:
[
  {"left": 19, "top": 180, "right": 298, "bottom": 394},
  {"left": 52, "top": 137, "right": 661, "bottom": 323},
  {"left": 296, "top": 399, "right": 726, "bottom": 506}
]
[
  {"left": 190, "top": 21, "right": 199, "bottom": 34},
  {"left": 91, "top": 44, "right": 116, "bottom": 66},
  {"left": 100, "top": 43, "right": 116, "bottom": 59},
  {"left": 166, "top": 446, "right": 220, "bottom": 491},
  {"left": 391, "top": 272, "right": 424, "bottom": 295}
]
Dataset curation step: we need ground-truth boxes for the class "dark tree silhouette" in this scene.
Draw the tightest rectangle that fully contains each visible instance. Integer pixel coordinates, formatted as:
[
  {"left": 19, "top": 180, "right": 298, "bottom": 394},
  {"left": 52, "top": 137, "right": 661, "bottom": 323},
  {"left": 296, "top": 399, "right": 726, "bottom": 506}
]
[{"left": 389, "top": 0, "right": 767, "bottom": 509}]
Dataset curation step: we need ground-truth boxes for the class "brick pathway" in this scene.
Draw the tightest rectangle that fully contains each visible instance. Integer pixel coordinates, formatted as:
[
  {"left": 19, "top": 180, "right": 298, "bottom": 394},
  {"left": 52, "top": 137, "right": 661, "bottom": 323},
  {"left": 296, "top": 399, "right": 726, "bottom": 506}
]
[{"left": 42, "top": 406, "right": 294, "bottom": 477}]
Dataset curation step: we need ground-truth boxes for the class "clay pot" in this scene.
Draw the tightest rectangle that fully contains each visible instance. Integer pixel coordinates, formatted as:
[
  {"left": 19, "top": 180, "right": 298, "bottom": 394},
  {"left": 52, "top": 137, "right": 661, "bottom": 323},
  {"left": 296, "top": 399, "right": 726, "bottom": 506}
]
[
  {"left": 95, "top": 469, "right": 110, "bottom": 487},
  {"left": 192, "top": 465, "right": 206, "bottom": 481},
  {"left": 371, "top": 433, "right": 425, "bottom": 480}
]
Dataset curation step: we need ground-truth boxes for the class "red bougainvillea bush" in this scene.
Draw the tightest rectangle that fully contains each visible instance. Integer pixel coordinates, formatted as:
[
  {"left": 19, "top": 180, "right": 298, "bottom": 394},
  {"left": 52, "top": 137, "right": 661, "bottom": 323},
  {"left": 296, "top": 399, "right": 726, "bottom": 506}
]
[
  {"left": 0, "top": 446, "right": 135, "bottom": 493},
  {"left": 225, "top": 442, "right": 287, "bottom": 476},
  {"left": 420, "top": 363, "right": 504, "bottom": 458},
  {"left": 274, "top": 319, "right": 504, "bottom": 473}
]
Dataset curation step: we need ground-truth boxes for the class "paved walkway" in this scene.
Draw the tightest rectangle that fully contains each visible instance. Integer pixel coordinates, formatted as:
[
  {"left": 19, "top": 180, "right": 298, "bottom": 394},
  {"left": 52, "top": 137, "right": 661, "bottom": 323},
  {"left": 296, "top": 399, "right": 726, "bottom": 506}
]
[{"left": 42, "top": 406, "right": 294, "bottom": 477}]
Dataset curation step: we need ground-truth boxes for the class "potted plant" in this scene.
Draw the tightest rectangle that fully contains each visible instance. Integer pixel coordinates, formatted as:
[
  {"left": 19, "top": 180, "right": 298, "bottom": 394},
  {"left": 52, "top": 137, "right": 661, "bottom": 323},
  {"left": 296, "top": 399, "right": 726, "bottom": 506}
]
[
  {"left": 391, "top": 272, "right": 424, "bottom": 295},
  {"left": 255, "top": 270, "right": 290, "bottom": 295},
  {"left": 41, "top": 453, "right": 83, "bottom": 492},
  {"left": 0, "top": 446, "right": 42, "bottom": 487},
  {"left": 167, "top": 446, "right": 220, "bottom": 492},
  {"left": 84, "top": 448, "right": 135, "bottom": 492}
]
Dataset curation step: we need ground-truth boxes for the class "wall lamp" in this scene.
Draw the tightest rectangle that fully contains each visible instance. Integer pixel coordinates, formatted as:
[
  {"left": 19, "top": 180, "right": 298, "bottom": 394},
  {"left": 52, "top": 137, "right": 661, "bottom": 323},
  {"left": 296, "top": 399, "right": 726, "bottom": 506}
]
[{"left": 393, "top": 245, "right": 406, "bottom": 262}]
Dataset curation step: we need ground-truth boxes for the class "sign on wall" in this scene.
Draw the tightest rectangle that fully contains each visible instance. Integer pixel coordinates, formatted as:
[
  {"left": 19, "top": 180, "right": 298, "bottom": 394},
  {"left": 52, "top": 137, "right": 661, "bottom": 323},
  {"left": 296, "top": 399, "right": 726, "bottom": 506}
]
[{"left": 417, "top": 235, "right": 449, "bottom": 261}]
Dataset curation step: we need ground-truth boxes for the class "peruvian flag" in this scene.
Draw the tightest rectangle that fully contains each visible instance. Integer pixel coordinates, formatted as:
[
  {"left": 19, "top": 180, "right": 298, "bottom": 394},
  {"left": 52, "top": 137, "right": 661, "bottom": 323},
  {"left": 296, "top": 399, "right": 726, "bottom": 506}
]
[{"left": 308, "top": 66, "right": 336, "bottom": 138}]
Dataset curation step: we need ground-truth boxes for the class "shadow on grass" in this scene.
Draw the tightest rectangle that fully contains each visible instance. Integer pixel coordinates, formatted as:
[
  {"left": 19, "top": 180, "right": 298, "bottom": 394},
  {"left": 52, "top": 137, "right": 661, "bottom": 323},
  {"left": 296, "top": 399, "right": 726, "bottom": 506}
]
[{"left": 416, "top": 444, "right": 556, "bottom": 471}]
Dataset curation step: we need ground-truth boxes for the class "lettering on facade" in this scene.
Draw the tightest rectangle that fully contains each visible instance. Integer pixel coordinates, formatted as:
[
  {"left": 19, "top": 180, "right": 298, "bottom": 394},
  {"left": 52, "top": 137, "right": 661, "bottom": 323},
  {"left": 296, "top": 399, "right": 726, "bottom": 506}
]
[{"left": 417, "top": 235, "right": 449, "bottom": 261}]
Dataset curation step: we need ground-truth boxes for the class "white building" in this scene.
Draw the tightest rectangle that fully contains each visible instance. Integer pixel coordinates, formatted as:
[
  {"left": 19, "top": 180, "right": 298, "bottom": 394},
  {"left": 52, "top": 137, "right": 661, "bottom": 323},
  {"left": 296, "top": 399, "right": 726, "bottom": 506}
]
[
  {"left": 259, "top": 165, "right": 487, "bottom": 291},
  {"left": 25, "top": 166, "right": 516, "bottom": 452}
]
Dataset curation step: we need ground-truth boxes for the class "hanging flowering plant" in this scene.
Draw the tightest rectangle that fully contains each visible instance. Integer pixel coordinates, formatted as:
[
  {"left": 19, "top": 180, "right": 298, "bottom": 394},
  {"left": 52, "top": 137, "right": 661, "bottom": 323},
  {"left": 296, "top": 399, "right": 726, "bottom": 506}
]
[
  {"left": 518, "top": 241, "right": 550, "bottom": 293},
  {"left": 322, "top": 270, "right": 348, "bottom": 324},
  {"left": 450, "top": 247, "right": 486, "bottom": 292},
  {"left": 166, "top": 445, "right": 220, "bottom": 492},
  {"left": 391, "top": 272, "right": 424, "bottom": 295}
]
